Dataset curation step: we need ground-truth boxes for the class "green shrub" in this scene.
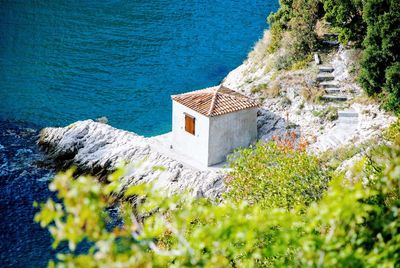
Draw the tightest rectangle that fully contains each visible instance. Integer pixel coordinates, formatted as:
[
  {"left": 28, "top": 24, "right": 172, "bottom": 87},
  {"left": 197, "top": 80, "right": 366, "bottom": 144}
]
[
  {"left": 250, "top": 83, "right": 268, "bottom": 94},
  {"left": 289, "top": 54, "right": 312, "bottom": 70},
  {"left": 359, "top": 47, "right": 387, "bottom": 95},
  {"left": 319, "top": 143, "right": 366, "bottom": 170},
  {"left": 384, "top": 119, "right": 400, "bottom": 145},
  {"left": 268, "top": 0, "right": 319, "bottom": 68},
  {"left": 312, "top": 106, "right": 338, "bottom": 121},
  {"left": 267, "top": 0, "right": 293, "bottom": 53},
  {"left": 275, "top": 54, "right": 294, "bottom": 70},
  {"left": 299, "top": 145, "right": 400, "bottom": 266},
  {"left": 383, "top": 63, "right": 400, "bottom": 113},
  {"left": 224, "top": 141, "right": 329, "bottom": 210}
]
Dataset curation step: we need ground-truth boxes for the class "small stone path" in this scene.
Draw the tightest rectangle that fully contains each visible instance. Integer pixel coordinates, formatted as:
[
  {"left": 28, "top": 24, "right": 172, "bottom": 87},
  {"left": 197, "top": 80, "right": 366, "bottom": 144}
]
[
  {"left": 312, "top": 34, "right": 360, "bottom": 151},
  {"left": 314, "top": 108, "right": 359, "bottom": 151}
]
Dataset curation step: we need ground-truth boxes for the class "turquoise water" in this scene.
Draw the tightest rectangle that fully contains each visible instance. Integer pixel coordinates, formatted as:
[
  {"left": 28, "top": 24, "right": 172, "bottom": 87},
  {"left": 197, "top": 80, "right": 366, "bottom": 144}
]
[
  {"left": 0, "top": 0, "right": 278, "bottom": 267},
  {"left": 0, "top": 0, "right": 278, "bottom": 136}
]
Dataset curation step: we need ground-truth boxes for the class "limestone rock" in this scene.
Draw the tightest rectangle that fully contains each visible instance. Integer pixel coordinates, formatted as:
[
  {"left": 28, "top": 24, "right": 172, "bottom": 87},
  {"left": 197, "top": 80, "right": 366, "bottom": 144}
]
[{"left": 38, "top": 120, "right": 226, "bottom": 199}]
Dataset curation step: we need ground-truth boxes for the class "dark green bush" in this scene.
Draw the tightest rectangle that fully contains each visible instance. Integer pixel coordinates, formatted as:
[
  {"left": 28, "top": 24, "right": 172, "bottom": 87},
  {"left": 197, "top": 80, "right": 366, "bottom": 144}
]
[
  {"left": 383, "top": 63, "right": 400, "bottom": 113},
  {"left": 359, "top": 0, "right": 400, "bottom": 113},
  {"left": 322, "top": 0, "right": 365, "bottom": 45}
]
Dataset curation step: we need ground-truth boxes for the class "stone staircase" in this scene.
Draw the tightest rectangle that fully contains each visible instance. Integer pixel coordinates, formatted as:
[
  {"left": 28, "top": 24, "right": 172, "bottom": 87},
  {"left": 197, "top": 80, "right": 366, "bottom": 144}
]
[
  {"left": 312, "top": 33, "right": 360, "bottom": 152},
  {"left": 316, "top": 65, "right": 349, "bottom": 102},
  {"left": 313, "top": 69, "right": 360, "bottom": 151}
]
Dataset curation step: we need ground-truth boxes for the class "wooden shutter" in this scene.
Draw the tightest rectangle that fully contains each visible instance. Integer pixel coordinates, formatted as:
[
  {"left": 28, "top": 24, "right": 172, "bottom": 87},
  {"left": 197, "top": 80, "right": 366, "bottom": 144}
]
[{"left": 185, "top": 114, "right": 195, "bottom": 135}]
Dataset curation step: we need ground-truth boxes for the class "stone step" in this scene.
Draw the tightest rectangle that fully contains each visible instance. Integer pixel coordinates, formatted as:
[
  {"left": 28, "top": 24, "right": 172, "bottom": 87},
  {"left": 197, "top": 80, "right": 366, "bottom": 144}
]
[
  {"left": 329, "top": 135, "right": 342, "bottom": 145},
  {"left": 320, "top": 81, "right": 340, "bottom": 88},
  {"left": 316, "top": 74, "right": 335, "bottom": 82},
  {"left": 321, "top": 95, "right": 348, "bottom": 101},
  {"left": 322, "top": 40, "right": 339, "bottom": 46},
  {"left": 325, "top": 88, "right": 342, "bottom": 94},
  {"left": 338, "top": 109, "right": 358, "bottom": 118},
  {"left": 338, "top": 117, "right": 359, "bottom": 125},
  {"left": 318, "top": 66, "right": 334, "bottom": 73},
  {"left": 314, "top": 53, "right": 321, "bottom": 65},
  {"left": 326, "top": 137, "right": 339, "bottom": 147},
  {"left": 324, "top": 33, "right": 339, "bottom": 38}
]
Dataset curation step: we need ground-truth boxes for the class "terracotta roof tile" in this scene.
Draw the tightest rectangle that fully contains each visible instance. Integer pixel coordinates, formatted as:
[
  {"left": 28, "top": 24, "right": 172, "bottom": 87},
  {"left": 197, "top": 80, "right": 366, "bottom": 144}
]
[{"left": 171, "top": 85, "right": 259, "bottom": 117}]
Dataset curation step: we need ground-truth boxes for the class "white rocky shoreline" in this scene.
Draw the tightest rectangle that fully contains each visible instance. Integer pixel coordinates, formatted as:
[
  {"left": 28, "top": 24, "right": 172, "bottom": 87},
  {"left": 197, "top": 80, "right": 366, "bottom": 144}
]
[{"left": 39, "top": 119, "right": 226, "bottom": 199}]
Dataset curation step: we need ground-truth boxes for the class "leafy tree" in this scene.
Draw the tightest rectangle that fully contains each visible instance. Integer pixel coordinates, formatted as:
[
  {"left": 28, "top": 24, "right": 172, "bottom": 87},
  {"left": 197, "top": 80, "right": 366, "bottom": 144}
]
[
  {"left": 288, "top": 0, "right": 319, "bottom": 55},
  {"left": 268, "top": 0, "right": 319, "bottom": 67},
  {"left": 359, "top": 0, "right": 400, "bottom": 113},
  {"left": 383, "top": 62, "right": 400, "bottom": 112},
  {"left": 267, "top": 0, "right": 294, "bottom": 52},
  {"left": 322, "top": 0, "right": 365, "bottom": 45}
]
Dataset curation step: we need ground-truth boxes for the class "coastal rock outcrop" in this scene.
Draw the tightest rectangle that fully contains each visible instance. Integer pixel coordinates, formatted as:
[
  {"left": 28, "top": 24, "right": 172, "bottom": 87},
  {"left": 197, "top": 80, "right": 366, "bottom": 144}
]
[
  {"left": 38, "top": 37, "right": 396, "bottom": 199},
  {"left": 38, "top": 120, "right": 225, "bottom": 199}
]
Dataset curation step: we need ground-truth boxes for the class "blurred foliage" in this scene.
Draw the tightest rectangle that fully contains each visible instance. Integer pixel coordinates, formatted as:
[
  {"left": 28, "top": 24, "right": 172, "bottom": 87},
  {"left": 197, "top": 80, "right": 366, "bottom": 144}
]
[
  {"left": 319, "top": 142, "right": 365, "bottom": 170},
  {"left": 35, "top": 141, "right": 400, "bottom": 267}
]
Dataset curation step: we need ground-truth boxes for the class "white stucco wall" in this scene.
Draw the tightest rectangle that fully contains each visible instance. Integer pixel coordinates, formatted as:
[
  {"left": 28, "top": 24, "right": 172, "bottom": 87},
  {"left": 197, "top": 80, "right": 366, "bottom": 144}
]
[
  {"left": 172, "top": 101, "right": 210, "bottom": 166},
  {"left": 208, "top": 108, "right": 258, "bottom": 166}
]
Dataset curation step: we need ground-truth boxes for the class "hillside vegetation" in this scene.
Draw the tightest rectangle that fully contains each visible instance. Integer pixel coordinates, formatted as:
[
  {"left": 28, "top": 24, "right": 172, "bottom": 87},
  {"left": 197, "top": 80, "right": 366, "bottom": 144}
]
[{"left": 268, "top": 0, "right": 400, "bottom": 114}]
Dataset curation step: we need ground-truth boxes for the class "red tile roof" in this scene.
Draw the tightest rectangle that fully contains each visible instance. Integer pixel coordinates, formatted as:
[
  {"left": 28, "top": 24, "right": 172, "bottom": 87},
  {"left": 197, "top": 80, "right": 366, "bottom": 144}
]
[{"left": 171, "top": 85, "right": 259, "bottom": 117}]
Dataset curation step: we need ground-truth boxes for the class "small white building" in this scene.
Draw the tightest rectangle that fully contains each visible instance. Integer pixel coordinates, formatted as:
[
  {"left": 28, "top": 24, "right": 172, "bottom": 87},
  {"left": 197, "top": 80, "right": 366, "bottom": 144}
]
[{"left": 171, "top": 85, "right": 258, "bottom": 167}]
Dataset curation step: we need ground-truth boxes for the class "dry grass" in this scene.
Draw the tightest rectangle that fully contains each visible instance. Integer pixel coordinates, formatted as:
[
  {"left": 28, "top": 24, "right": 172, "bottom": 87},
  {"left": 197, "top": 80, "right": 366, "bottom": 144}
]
[
  {"left": 301, "top": 86, "right": 323, "bottom": 103},
  {"left": 289, "top": 54, "right": 313, "bottom": 70},
  {"left": 312, "top": 106, "right": 339, "bottom": 121},
  {"left": 247, "top": 30, "right": 272, "bottom": 66},
  {"left": 315, "top": 19, "right": 330, "bottom": 38},
  {"left": 269, "top": 70, "right": 280, "bottom": 82},
  {"left": 250, "top": 81, "right": 281, "bottom": 98},
  {"left": 350, "top": 94, "right": 377, "bottom": 105},
  {"left": 267, "top": 80, "right": 281, "bottom": 98},
  {"left": 251, "top": 83, "right": 268, "bottom": 94}
]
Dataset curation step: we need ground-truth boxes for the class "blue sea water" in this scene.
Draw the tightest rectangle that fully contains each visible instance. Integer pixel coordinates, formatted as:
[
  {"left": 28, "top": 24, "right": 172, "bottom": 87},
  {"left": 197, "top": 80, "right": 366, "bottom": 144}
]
[{"left": 0, "top": 0, "right": 278, "bottom": 267}]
